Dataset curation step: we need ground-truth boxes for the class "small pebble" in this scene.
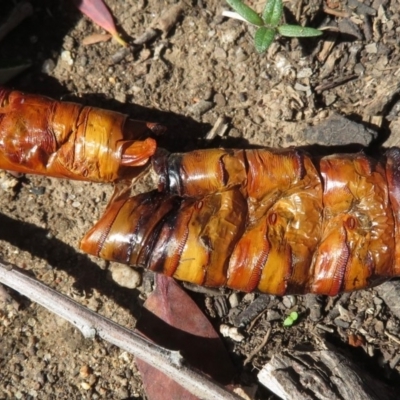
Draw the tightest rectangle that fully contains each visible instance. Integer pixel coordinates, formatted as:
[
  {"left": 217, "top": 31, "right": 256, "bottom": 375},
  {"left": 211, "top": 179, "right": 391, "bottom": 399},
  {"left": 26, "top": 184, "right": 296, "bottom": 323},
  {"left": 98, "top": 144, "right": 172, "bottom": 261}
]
[
  {"left": 29, "top": 186, "right": 46, "bottom": 195},
  {"left": 294, "top": 82, "right": 311, "bottom": 93},
  {"left": 297, "top": 68, "right": 313, "bottom": 79},
  {"left": 77, "top": 56, "right": 88, "bottom": 67},
  {"left": 81, "top": 381, "right": 91, "bottom": 390},
  {"left": 282, "top": 295, "right": 296, "bottom": 308},
  {"left": 334, "top": 317, "right": 350, "bottom": 329},
  {"left": 80, "top": 365, "right": 91, "bottom": 379},
  {"left": 214, "top": 47, "right": 227, "bottom": 59},
  {"left": 242, "top": 293, "right": 255, "bottom": 303},
  {"left": 187, "top": 100, "right": 213, "bottom": 117},
  {"left": 154, "top": 3, "right": 184, "bottom": 35},
  {"left": 36, "top": 372, "right": 45, "bottom": 386},
  {"left": 111, "top": 47, "right": 130, "bottom": 64},
  {"left": 63, "top": 35, "right": 75, "bottom": 51},
  {"left": 228, "top": 293, "right": 240, "bottom": 308},
  {"left": 365, "top": 43, "right": 378, "bottom": 54},
  {"left": 88, "top": 374, "right": 97, "bottom": 386},
  {"left": 115, "top": 93, "right": 127, "bottom": 103},
  {"left": 253, "top": 115, "right": 263, "bottom": 124},
  {"left": 134, "top": 28, "right": 158, "bottom": 45},
  {"left": 14, "top": 353, "right": 26, "bottom": 362},
  {"left": 374, "top": 320, "right": 384, "bottom": 335},
  {"left": 61, "top": 50, "right": 74, "bottom": 66},
  {"left": 41, "top": 59, "right": 55, "bottom": 74},
  {"left": 266, "top": 310, "right": 281, "bottom": 322},
  {"left": 220, "top": 28, "right": 239, "bottom": 44},
  {"left": 373, "top": 297, "right": 383, "bottom": 305},
  {"left": 338, "top": 19, "right": 363, "bottom": 40},
  {"left": 229, "top": 128, "right": 242, "bottom": 138},
  {"left": 316, "top": 323, "right": 334, "bottom": 333},
  {"left": 203, "top": 87, "right": 213, "bottom": 101},
  {"left": 325, "top": 93, "right": 337, "bottom": 106},
  {"left": 208, "top": 29, "right": 216, "bottom": 38},
  {"left": 220, "top": 324, "right": 245, "bottom": 342},
  {"left": 274, "top": 54, "right": 293, "bottom": 77},
  {"left": 354, "top": 63, "right": 365, "bottom": 75},
  {"left": 0, "top": 172, "right": 18, "bottom": 193},
  {"left": 235, "top": 48, "right": 248, "bottom": 63},
  {"left": 214, "top": 93, "right": 226, "bottom": 107},
  {"left": 309, "top": 306, "right": 322, "bottom": 322},
  {"left": 108, "top": 264, "right": 142, "bottom": 289}
]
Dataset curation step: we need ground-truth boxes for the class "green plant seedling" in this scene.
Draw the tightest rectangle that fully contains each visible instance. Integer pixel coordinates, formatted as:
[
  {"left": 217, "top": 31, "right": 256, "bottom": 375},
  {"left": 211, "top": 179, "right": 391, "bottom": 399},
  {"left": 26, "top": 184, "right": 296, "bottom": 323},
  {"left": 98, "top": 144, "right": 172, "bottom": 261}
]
[
  {"left": 225, "top": 0, "right": 322, "bottom": 53},
  {"left": 283, "top": 311, "right": 299, "bottom": 327}
]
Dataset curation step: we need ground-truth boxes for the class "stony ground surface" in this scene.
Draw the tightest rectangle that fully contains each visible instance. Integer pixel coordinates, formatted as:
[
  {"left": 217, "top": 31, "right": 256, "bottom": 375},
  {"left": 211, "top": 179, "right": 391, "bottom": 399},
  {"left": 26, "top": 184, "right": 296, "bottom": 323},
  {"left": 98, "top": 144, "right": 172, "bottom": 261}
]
[{"left": 1, "top": 0, "right": 400, "bottom": 398}]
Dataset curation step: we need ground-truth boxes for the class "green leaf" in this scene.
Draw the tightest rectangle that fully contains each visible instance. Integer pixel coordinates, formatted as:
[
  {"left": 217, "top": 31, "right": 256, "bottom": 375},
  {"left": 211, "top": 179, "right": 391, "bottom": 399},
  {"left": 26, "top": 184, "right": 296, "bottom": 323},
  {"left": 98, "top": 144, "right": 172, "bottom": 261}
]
[
  {"left": 254, "top": 27, "right": 276, "bottom": 53},
  {"left": 289, "top": 311, "right": 299, "bottom": 321},
  {"left": 262, "top": 0, "right": 283, "bottom": 26},
  {"left": 283, "top": 311, "right": 299, "bottom": 327},
  {"left": 283, "top": 316, "right": 294, "bottom": 327},
  {"left": 226, "top": 0, "right": 264, "bottom": 26},
  {"left": 278, "top": 24, "right": 322, "bottom": 37}
]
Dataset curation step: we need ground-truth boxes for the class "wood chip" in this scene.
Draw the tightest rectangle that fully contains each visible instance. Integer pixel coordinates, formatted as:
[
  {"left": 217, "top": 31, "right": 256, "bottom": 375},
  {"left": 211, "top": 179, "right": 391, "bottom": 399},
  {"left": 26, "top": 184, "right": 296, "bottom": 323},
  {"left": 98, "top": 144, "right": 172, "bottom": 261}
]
[
  {"left": 315, "top": 74, "right": 358, "bottom": 93},
  {"left": 258, "top": 350, "right": 398, "bottom": 400},
  {"left": 317, "top": 31, "right": 339, "bottom": 63},
  {"left": 205, "top": 116, "right": 229, "bottom": 140},
  {"left": 82, "top": 33, "right": 111, "bottom": 46}
]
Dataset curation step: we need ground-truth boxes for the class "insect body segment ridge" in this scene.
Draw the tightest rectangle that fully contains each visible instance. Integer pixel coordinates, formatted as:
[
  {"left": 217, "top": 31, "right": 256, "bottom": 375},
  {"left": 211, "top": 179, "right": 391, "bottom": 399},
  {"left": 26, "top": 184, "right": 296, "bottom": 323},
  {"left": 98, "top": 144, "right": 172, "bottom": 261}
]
[{"left": 2, "top": 87, "right": 400, "bottom": 296}]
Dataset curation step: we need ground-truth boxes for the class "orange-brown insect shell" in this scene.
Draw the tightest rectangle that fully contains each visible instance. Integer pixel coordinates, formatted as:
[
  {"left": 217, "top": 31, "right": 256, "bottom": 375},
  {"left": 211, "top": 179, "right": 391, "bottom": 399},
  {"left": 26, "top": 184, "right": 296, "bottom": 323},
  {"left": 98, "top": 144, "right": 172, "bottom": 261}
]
[{"left": 0, "top": 88, "right": 160, "bottom": 183}]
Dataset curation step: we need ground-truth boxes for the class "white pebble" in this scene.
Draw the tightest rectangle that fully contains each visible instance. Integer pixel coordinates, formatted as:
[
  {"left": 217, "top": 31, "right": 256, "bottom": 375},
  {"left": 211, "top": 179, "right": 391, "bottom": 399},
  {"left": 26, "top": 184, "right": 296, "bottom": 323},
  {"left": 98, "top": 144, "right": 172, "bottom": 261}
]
[
  {"left": 220, "top": 324, "right": 245, "bottom": 342},
  {"left": 41, "top": 58, "right": 56, "bottom": 74},
  {"left": 242, "top": 293, "right": 255, "bottom": 303},
  {"left": 365, "top": 43, "right": 377, "bottom": 54},
  {"left": 61, "top": 50, "right": 74, "bottom": 66},
  {"left": 109, "top": 264, "right": 141, "bottom": 289},
  {"left": 228, "top": 293, "right": 240, "bottom": 308},
  {"left": 80, "top": 381, "right": 91, "bottom": 390},
  {"left": 297, "top": 67, "right": 313, "bottom": 78},
  {"left": 275, "top": 54, "right": 294, "bottom": 77},
  {"left": 220, "top": 29, "right": 239, "bottom": 44}
]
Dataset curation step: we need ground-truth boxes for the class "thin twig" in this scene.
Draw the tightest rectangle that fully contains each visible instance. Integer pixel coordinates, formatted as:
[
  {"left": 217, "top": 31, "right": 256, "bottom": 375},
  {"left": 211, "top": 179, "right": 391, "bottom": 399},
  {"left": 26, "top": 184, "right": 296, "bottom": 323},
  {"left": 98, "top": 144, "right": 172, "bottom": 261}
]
[
  {"left": 0, "top": 260, "right": 242, "bottom": 400},
  {"left": 384, "top": 330, "right": 400, "bottom": 346},
  {"left": 244, "top": 326, "right": 272, "bottom": 366},
  {"left": 314, "top": 74, "right": 359, "bottom": 93},
  {"left": 296, "top": 0, "right": 304, "bottom": 24},
  {"left": 323, "top": 6, "right": 350, "bottom": 18}
]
